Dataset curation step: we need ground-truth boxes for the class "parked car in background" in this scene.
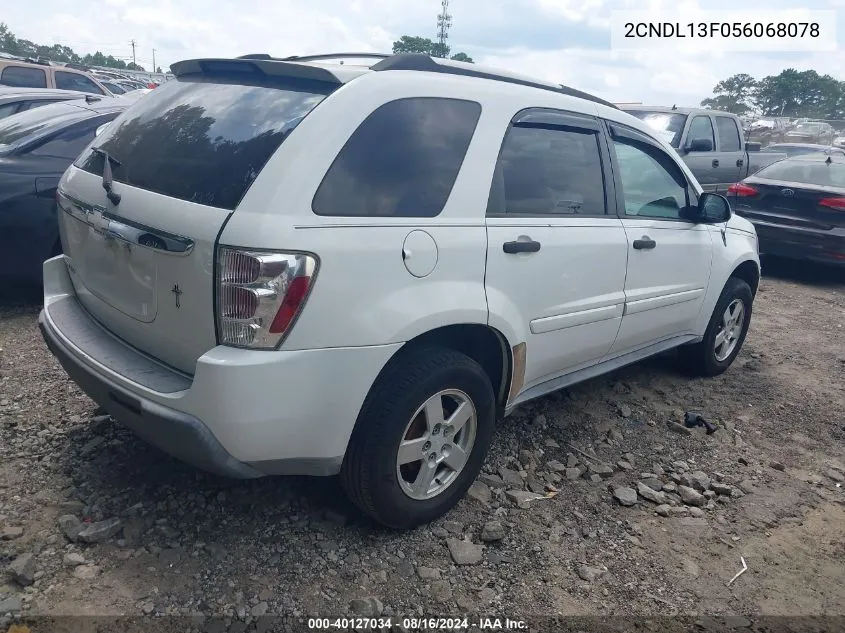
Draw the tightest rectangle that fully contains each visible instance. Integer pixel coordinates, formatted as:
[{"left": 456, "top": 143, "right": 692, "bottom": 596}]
[
  {"left": 0, "top": 87, "right": 93, "bottom": 119},
  {"left": 761, "top": 143, "right": 845, "bottom": 158},
  {"left": 784, "top": 121, "right": 836, "bottom": 145},
  {"left": 832, "top": 135, "right": 845, "bottom": 149},
  {"left": 727, "top": 154, "right": 845, "bottom": 266},
  {"left": 0, "top": 59, "right": 113, "bottom": 96},
  {"left": 622, "top": 106, "right": 786, "bottom": 193},
  {"left": 747, "top": 118, "right": 788, "bottom": 146},
  {"left": 97, "top": 80, "right": 127, "bottom": 95},
  {"left": 0, "top": 96, "right": 129, "bottom": 284},
  {"left": 38, "top": 53, "right": 760, "bottom": 528}
]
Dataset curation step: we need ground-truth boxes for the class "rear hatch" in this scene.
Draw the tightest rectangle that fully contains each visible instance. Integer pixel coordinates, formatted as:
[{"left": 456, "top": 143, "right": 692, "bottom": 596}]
[{"left": 57, "top": 61, "right": 340, "bottom": 374}]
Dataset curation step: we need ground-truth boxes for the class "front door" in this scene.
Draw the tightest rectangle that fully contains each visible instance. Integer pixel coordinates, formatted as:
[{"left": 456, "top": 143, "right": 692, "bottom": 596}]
[
  {"left": 604, "top": 122, "right": 714, "bottom": 357},
  {"left": 484, "top": 109, "right": 629, "bottom": 392}
]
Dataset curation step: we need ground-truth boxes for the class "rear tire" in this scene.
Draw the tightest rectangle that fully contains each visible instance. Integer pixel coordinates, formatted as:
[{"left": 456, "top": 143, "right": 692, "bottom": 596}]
[
  {"left": 678, "top": 277, "right": 753, "bottom": 377},
  {"left": 341, "top": 346, "right": 496, "bottom": 529}
]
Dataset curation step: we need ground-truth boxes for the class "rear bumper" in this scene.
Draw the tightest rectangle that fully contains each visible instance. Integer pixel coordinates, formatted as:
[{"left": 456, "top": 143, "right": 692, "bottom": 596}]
[
  {"left": 753, "top": 223, "right": 845, "bottom": 266},
  {"left": 39, "top": 256, "right": 402, "bottom": 478}
]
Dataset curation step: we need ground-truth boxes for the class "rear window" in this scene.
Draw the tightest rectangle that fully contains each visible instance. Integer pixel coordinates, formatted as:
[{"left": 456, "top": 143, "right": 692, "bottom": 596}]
[
  {"left": 76, "top": 75, "right": 334, "bottom": 210},
  {"left": 0, "top": 65, "right": 47, "bottom": 88},
  {"left": 312, "top": 97, "right": 481, "bottom": 217},
  {"left": 755, "top": 159, "right": 845, "bottom": 187},
  {"left": 0, "top": 102, "right": 87, "bottom": 149}
]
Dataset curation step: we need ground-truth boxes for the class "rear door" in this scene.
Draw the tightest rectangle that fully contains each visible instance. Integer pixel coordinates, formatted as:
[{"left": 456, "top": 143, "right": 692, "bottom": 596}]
[
  {"left": 57, "top": 70, "right": 338, "bottom": 375},
  {"left": 484, "top": 109, "right": 628, "bottom": 391}
]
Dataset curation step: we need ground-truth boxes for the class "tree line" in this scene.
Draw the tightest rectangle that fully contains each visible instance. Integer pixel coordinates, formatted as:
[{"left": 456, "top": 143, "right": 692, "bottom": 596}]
[
  {"left": 392, "top": 35, "right": 473, "bottom": 63},
  {"left": 701, "top": 69, "right": 845, "bottom": 119},
  {"left": 0, "top": 23, "right": 154, "bottom": 72}
]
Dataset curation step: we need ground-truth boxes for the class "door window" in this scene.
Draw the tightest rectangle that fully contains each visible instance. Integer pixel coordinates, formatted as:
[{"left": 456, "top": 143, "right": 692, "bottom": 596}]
[
  {"left": 687, "top": 115, "right": 715, "bottom": 151},
  {"left": 0, "top": 65, "right": 47, "bottom": 88},
  {"left": 488, "top": 124, "right": 607, "bottom": 216},
  {"left": 612, "top": 138, "right": 692, "bottom": 220},
  {"left": 715, "top": 116, "right": 741, "bottom": 152},
  {"left": 30, "top": 115, "right": 117, "bottom": 160},
  {"left": 55, "top": 71, "right": 106, "bottom": 95}
]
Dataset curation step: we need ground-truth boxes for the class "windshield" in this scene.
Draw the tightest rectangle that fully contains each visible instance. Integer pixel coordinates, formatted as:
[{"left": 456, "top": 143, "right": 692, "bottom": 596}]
[
  {"left": 0, "top": 101, "right": 87, "bottom": 149},
  {"left": 755, "top": 159, "right": 845, "bottom": 187},
  {"left": 794, "top": 124, "right": 821, "bottom": 133},
  {"left": 623, "top": 110, "right": 687, "bottom": 148},
  {"left": 754, "top": 120, "right": 775, "bottom": 127}
]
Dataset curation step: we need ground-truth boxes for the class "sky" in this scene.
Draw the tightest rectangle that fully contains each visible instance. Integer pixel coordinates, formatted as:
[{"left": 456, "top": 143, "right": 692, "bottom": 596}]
[{"left": 4, "top": 0, "right": 845, "bottom": 105}]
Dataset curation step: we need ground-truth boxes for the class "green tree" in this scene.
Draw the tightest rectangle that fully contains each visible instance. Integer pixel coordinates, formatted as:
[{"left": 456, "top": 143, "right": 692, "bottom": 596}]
[
  {"left": 700, "top": 73, "right": 757, "bottom": 115},
  {"left": 392, "top": 35, "right": 473, "bottom": 63},
  {"left": 753, "top": 69, "right": 844, "bottom": 118}
]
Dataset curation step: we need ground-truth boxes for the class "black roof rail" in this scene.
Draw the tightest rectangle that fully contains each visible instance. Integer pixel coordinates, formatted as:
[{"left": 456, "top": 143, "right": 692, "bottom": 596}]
[
  {"left": 238, "top": 52, "right": 390, "bottom": 63},
  {"left": 370, "top": 54, "right": 618, "bottom": 110}
]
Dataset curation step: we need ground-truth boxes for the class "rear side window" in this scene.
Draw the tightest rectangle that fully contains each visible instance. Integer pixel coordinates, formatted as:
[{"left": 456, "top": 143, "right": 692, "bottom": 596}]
[
  {"left": 76, "top": 75, "right": 334, "bottom": 210},
  {"left": 312, "top": 98, "right": 481, "bottom": 217},
  {"left": 1, "top": 65, "right": 47, "bottom": 88},
  {"left": 30, "top": 114, "right": 118, "bottom": 160},
  {"left": 715, "top": 116, "right": 741, "bottom": 152},
  {"left": 55, "top": 71, "right": 105, "bottom": 95},
  {"left": 0, "top": 102, "right": 86, "bottom": 149}
]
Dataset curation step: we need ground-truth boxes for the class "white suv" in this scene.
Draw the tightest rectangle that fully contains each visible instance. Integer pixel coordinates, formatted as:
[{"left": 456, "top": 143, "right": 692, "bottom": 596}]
[{"left": 39, "top": 53, "right": 760, "bottom": 528}]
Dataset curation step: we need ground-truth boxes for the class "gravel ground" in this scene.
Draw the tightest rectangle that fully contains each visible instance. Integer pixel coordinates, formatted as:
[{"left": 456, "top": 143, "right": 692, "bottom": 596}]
[{"left": 1, "top": 258, "right": 844, "bottom": 632}]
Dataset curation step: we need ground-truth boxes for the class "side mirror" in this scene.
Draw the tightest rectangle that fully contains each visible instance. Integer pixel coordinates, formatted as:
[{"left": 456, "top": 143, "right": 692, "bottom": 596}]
[
  {"left": 697, "top": 192, "right": 732, "bottom": 223},
  {"left": 746, "top": 141, "right": 762, "bottom": 152},
  {"left": 685, "top": 138, "right": 713, "bottom": 152}
]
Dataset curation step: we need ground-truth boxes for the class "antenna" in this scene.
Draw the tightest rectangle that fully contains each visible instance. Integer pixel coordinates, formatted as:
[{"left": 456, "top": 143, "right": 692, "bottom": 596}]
[{"left": 437, "top": 0, "right": 452, "bottom": 48}]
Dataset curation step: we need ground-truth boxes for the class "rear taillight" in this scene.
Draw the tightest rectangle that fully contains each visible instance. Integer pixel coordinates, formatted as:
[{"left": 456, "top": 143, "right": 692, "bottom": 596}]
[
  {"left": 818, "top": 197, "right": 845, "bottom": 210},
  {"left": 215, "top": 247, "right": 318, "bottom": 349},
  {"left": 727, "top": 183, "right": 759, "bottom": 197}
]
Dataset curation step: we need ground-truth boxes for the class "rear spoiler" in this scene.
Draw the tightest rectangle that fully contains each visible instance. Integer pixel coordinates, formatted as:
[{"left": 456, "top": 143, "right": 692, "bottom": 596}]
[{"left": 170, "top": 58, "right": 346, "bottom": 85}]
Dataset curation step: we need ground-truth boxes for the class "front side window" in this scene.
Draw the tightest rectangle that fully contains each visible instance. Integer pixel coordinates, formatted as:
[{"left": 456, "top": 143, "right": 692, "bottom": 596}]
[
  {"left": 488, "top": 124, "right": 606, "bottom": 216},
  {"left": 55, "top": 71, "right": 105, "bottom": 95},
  {"left": 0, "top": 65, "right": 47, "bottom": 88},
  {"left": 313, "top": 97, "right": 481, "bottom": 217},
  {"left": 612, "top": 138, "right": 691, "bottom": 220},
  {"left": 687, "top": 115, "right": 715, "bottom": 151}
]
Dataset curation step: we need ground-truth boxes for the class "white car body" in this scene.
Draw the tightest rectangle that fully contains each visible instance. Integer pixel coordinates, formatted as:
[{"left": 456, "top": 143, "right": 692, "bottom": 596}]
[{"left": 39, "top": 53, "right": 760, "bottom": 526}]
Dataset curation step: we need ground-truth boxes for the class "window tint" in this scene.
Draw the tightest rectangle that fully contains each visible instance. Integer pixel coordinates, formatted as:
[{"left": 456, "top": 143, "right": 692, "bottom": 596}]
[
  {"left": 612, "top": 138, "right": 690, "bottom": 220},
  {"left": 0, "top": 103, "right": 19, "bottom": 119},
  {"left": 1, "top": 65, "right": 47, "bottom": 88},
  {"left": 101, "top": 81, "right": 125, "bottom": 94},
  {"left": 77, "top": 75, "right": 334, "bottom": 210},
  {"left": 687, "top": 116, "right": 715, "bottom": 151},
  {"left": 29, "top": 114, "right": 117, "bottom": 160},
  {"left": 55, "top": 71, "right": 105, "bottom": 95},
  {"left": 0, "top": 102, "right": 87, "bottom": 148},
  {"left": 715, "top": 116, "right": 741, "bottom": 152},
  {"left": 313, "top": 98, "right": 481, "bottom": 217},
  {"left": 488, "top": 124, "right": 606, "bottom": 216}
]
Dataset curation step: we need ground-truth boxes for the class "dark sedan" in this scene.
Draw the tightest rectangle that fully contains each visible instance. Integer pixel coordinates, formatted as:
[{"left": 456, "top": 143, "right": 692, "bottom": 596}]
[
  {"left": 783, "top": 122, "right": 835, "bottom": 145},
  {"left": 761, "top": 143, "right": 845, "bottom": 158},
  {"left": 0, "top": 96, "right": 129, "bottom": 284},
  {"left": 0, "top": 87, "right": 91, "bottom": 119},
  {"left": 727, "top": 154, "right": 845, "bottom": 266}
]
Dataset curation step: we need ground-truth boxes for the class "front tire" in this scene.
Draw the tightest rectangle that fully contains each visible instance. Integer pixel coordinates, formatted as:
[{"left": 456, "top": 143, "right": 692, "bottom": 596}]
[
  {"left": 678, "top": 277, "right": 754, "bottom": 377},
  {"left": 341, "top": 346, "right": 496, "bottom": 529}
]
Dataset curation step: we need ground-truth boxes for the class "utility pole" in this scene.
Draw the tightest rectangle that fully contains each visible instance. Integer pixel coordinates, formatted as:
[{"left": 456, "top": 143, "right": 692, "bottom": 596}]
[
  {"left": 130, "top": 39, "right": 136, "bottom": 67},
  {"left": 436, "top": 0, "right": 452, "bottom": 50},
  {"left": 152, "top": 48, "right": 156, "bottom": 72}
]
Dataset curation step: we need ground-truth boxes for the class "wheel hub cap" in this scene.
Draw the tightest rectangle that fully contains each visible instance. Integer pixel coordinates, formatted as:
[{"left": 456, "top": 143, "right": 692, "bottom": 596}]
[{"left": 714, "top": 298, "right": 745, "bottom": 362}]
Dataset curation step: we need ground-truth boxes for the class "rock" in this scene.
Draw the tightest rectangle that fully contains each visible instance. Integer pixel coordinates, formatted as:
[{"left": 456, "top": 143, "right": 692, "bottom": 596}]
[
  {"left": 588, "top": 463, "right": 614, "bottom": 479},
  {"left": 667, "top": 420, "right": 691, "bottom": 435},
  {"left": 712, "top": 483, "right": 734, "bottom": 496},
  {"left": 565, "top": 453, "right": 580, "bottom": 468},
  {"left": 8, "top": 553, "right": 36, "bottom": 586},
  {"left": 518, "top": 450, "right": 535, "bottom": 467},
  {"left": 479, "top": 473, "right": 505, "bottom": 489},
  {"left": 738, "top": 480, "right": 756, "bottom": 494},
  {"left": 589, "top": 474, "right": 603, "bottom": 483},
  {"left": 73, "top": 564, "right": 100, "bottom": 580},
  {"left": 467, "top": 482, "right": 492, "bottom": 504},
  {"left": 431, "top": 580, "right": 453, "bottom": 602},
  {"left": 689, "top": 507, "right": 706, "bottom": 518},
  {"left": 826, "top": 469, "right": 845, "bottom": 483},
  {"left": 505, "top": 490, "right": 545, "bottom": 509},
  {"left": 547, "top": 460, "right": 567, "bottom": 473},
  {"left": 704, "top": 490, "right": 716, "bottom": 500},
  {"left": 662, "top": 482, "right": 677, "bottom": 493},
  {"left": 349, "top": 597, "right": 384, "bottom": 617},
  {"left": 641, "top": 478, "right": 664, "bottom": 492},
  {"left": 613, "top": 487, "right": 638, "bottom": 507},
  {"left": 499, "top": 468, "right": 524, "bottom": 488},
  {"left": 77, "top": 517, "right": 123, "bottom": 544},
  {"left": 608, "top": 429, "right": 624, "bottom": 442},
  {"left": 446, "top": 538, "right": 483, "bottom": 565},
  {"left": 672, "top": 461, "right": 690, "bottom": 472},
  {"left": 617, "top": 460, "right": 633, "bottom": 471},
  {"left": 637, "top": 482, "right": 667, "bottom": 505},
  {"left": 481, "top": 520, "right": 505, "bottom": 542},
  {"left": 417, "top": 566, "right": 441, "bottom": 580},
  {"left": 565, "top": 467, "right": 583, "bottom": 480},
  {"left": 678, "top": 485, "right": 706, "bottom": 507},
  {"left": 738, "top": 457, "right": 750, "bottom": 466},
  {"left": 0, "top": 596, "right": 23, "bottom": 614},
  {"left": 0, "top": 527, "right": 23, "bottom": 541},
  {"left": 396, "top": 559, "right": 415, "bottom": 578},
  {"left": 618, "top": 404, "right": 632, "bottom": 418},
  {"left": 682, "top": 558, "right": 700, "bottom": 578},
  {"left": 770, "top": 461, "right": 786, "bottom": 472},
  {"left": 690, "top": 471, "right": 711, "bottom": 492},
  {"left": 58, "top": 514, "right": 84, "bottom": 542},
  {"left": 532, "top": 414, "right": 547, "bottom": 427},
  {"left": 576, "top": 564, "right": 606, "bottom": 582},
  {"left": 251, "top": 602, "right": 269, "bottom": 617},
  {"left": 442, "top": 520, "right": 463, "bottom": 535},
  {"left": 655, "top": 504, "right": 671, "bottom": 517},
  {"left": 63, "top": 552, "right": 86, "bottom": 567}
]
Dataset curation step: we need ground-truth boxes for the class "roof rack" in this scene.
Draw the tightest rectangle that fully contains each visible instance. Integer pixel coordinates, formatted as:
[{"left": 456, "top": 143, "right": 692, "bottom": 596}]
[
  {"left": 370, "top": 54, "right": 617, "bottom": 110},
  {"left": 238, "top": 52, "right": 390, "bottom": 64}
]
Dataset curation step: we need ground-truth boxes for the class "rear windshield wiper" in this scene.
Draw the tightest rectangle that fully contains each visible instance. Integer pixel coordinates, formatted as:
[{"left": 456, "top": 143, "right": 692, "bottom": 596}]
[{"left": 91, "top": 146, "right": 122, "bottom": 205}]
